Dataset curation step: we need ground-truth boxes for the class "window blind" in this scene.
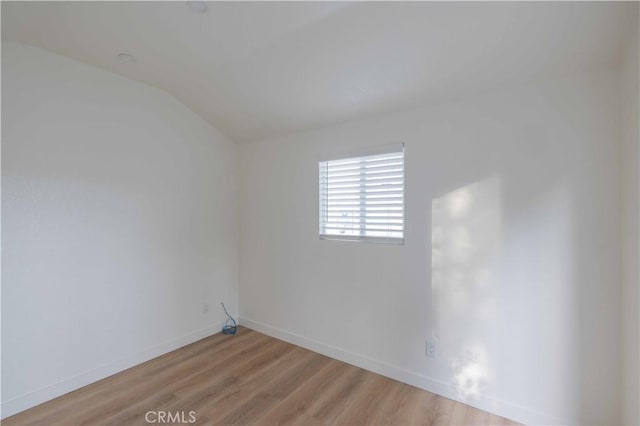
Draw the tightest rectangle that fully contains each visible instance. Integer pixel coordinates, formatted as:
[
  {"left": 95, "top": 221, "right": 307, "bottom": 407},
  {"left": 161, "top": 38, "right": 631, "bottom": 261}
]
[{"left": 319, "top": 146, "right": 404, "bottom": 244}]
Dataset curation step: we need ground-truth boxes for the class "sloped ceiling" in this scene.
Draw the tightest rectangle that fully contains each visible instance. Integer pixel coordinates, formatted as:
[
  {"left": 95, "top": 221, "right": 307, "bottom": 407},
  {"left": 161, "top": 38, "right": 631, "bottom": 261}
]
[{"left": 2, "top": 1, "right": 637, "bottom": 143}]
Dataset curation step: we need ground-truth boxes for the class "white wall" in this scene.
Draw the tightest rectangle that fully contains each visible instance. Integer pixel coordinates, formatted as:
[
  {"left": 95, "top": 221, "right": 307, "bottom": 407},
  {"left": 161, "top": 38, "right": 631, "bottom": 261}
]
[
  {"left": 621, "top": 17, "right": 640, "bottom": 426},
  {"left": 1, "top": 42, "right": 239, "bottom": 417},
  {"left": 239, "top": 69, "right": 623, "bottom": 425}
]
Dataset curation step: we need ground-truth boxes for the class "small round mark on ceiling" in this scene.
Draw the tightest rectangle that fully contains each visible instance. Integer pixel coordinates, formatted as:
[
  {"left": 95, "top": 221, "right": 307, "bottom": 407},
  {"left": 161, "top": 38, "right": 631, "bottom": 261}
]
[{"left": 187, "top": 1, "right": 208, "bottom": 14}]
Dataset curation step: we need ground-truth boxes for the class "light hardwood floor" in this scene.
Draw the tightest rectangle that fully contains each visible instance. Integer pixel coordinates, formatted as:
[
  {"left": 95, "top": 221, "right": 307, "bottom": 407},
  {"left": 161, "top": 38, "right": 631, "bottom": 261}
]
[{"left": 4, "top": 327, "right": 518, "bottom": 426}]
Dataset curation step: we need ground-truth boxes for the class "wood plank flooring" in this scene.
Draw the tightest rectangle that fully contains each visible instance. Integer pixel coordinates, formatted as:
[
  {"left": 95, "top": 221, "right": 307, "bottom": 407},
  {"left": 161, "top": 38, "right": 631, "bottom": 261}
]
[{"left": 4, "top": 327, "right": 518, "bottom": 426}]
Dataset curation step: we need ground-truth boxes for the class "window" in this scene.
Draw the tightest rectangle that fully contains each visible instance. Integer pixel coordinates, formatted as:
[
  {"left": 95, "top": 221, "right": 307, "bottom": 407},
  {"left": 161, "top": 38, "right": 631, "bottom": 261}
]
[{"left": 319, "top": 144, "right": 404, "bottom": 244}]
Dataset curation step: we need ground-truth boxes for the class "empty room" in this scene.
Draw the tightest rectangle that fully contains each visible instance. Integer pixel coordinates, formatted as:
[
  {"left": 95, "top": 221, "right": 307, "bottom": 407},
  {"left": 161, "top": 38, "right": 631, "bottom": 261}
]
[{"left": 1, "top": 1, "right": 639, "bottom": 425}]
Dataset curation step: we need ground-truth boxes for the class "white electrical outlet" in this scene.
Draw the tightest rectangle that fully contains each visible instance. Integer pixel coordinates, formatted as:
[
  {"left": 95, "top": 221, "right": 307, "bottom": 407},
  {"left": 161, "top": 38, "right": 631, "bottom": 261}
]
[
  {"left": 203, "top": 303, "right": 209, "bottom": 314},
  {"left": 426, "top": 340, "right": 436, "bottom": 358}
]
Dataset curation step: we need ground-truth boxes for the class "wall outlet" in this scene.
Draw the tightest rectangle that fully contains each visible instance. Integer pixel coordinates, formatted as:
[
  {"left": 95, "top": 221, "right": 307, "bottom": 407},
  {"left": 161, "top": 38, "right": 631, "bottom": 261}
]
[
  {"left": 426, "top": 340, "right": 436, "bottom": 358},
  {"left": 202, "top": 303, "right": 209, "bottom": 314}
]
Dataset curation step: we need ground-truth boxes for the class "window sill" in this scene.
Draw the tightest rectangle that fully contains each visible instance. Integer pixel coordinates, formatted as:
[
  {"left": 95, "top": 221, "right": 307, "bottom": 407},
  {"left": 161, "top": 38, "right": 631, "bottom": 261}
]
[{"left": 319, "top": 235, "right": 405, "bottom": 245}]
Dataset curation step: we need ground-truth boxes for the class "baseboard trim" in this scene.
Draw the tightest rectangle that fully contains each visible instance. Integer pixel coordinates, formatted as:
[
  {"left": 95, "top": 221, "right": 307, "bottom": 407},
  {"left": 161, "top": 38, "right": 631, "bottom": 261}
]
[
  {"left": 239, "top": 316, "right": 564, "bottom": 426},
  {"left": 0, "top": 322, "right": 224, "bottom": 419}
]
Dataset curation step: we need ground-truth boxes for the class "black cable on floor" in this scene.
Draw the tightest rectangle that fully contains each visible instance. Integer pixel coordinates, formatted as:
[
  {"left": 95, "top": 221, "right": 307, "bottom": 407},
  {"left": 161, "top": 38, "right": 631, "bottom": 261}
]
[{"left": 220, "top": 302, "right": 237, "bottom": 335}]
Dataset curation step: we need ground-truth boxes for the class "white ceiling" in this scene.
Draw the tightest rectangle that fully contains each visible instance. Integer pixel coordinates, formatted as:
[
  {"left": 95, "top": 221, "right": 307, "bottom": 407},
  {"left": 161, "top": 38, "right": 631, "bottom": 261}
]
[{"left": 2, "top": 1, "right": 637, "bottom": 143}]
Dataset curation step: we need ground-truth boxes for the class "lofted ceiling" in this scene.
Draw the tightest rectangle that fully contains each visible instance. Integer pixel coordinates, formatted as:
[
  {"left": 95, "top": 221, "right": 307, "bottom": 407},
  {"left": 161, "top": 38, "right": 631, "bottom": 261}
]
[{"left": 2, "top": 1, "right": 637, "bottom": 143}]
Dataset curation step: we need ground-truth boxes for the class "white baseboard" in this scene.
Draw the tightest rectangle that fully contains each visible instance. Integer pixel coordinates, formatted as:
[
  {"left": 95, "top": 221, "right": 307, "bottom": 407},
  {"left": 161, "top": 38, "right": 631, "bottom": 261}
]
[
  {"left": 239, "top": 316, "right": 564, "bottom": 426},
  {"left": 0, "top": 323, "right": 223, "bottom": 419}
]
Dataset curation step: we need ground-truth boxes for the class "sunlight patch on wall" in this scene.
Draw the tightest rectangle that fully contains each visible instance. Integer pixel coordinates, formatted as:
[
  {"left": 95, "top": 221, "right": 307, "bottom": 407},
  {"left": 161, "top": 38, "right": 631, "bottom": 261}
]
[
  {"left": 451, "top": 344, "right": 491, "bottom": 400},
  {"left": 431, "top": 176, "right": 501, "bottom": 403}
]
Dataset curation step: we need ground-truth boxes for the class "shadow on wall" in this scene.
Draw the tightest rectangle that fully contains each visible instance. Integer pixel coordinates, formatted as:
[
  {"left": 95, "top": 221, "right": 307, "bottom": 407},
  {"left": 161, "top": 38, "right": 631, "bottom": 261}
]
[{"left": 431, "top": 176, "right": 502, "bottom": 403}]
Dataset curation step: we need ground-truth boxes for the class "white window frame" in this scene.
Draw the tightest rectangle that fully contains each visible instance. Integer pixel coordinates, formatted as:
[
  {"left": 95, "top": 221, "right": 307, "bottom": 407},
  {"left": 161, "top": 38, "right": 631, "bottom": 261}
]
[{"left": 318, "top": 143, "right": 405, "bottom": 245}]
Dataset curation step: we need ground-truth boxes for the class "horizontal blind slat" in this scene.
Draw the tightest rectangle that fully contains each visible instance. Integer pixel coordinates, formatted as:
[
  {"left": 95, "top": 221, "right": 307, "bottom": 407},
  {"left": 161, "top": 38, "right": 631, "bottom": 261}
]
[
  {"left": 325, "top": 154, "right": 403, "bottom": 168},
  {"left": 325, "top": 207, "right": 404, "bottom": 211},
  {"left": 321, "top": 189, "right": 404, "bottom": 196},
  {"left": 322, "top": 203, "right": 403, "bottom": 208},
  {"left": 323, "top": 172, "right": 403, "bottom": 184},
  {"left": 322, "top": 196, "right": 403, "bottom": 203},
  {"left": 324, "top": 222, "right": 404, "bottom": 228},
  {"left": 325, "top": 214, "right": 404, "bottom": 219},
  {"left": 324, "top": 161, "right": 404, "bottom": 173},
  {"left": 325, "top": 180, "right": 404, "bottom": 188},
  {"left": 321, "top": 166, "right": 403, "bottom": 175},
  {"left": 323, "top": 226, "right": 404, "bottom": 232}
]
